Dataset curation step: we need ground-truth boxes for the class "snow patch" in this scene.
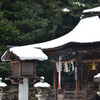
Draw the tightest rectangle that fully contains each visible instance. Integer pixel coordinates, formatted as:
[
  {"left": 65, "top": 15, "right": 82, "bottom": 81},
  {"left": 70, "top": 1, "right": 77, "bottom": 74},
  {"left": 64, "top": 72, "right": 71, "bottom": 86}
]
[
  {"left": 34, "top": 82, "right": 50, "bottom": 88},
  {"left": 94, "top": 73, "right": 100, "bottom": 78},
  {"left": 83, "top": 6, "right": 100, "bottom": 13},
  {"left": 62, "top": 8, "right": 70, "bottom": 12},
  {"left": 9, "top": 46, "right": 48, "bottom": 61}
]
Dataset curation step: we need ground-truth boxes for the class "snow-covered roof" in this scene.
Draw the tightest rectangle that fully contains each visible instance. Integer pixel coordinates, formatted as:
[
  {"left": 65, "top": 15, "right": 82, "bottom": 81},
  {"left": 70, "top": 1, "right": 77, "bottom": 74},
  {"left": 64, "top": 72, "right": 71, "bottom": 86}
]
[
  {"left": 27, "top": 16, "right": 100, "bottom": 49},
  {"left": 83, "top": 6, "right": 100, "bottom": 13},
  {"left": 1, "top": 46, "right": 48, "bottom": 61}
]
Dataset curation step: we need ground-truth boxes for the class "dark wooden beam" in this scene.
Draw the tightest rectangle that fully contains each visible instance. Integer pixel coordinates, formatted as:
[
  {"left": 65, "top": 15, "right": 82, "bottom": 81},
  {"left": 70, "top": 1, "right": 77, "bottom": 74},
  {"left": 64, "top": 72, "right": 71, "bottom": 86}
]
[
  {"left": 11, "top": 61, "right": 20, "bottom": 63},
  {"left": 33, "top": 63, "right": 36, "bottom": 76},
  {"left": 53, "top": 62, "right": 57, "bottom": 89},
  {"left": 12, "top": 63, "right": 14, "bottom": 75},
  {"left": 83, "top": 59, "right": 100, "bottom": 63},
  {"left": 19, "top": 62, "right": 22, "bottom": 76},
  {"left": 75, "top": 59, "right": 80, "bottom": 91}
]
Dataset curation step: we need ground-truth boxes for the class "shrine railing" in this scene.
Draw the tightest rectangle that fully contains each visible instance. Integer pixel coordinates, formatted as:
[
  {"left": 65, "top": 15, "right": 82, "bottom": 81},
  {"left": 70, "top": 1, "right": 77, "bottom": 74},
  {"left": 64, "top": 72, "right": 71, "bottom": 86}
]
[
  {"left": 63, "top": 90, "right": 86, "bottom": 100},
  {"left": 63, "top": 82, "right": 97, "bottom": 100}
]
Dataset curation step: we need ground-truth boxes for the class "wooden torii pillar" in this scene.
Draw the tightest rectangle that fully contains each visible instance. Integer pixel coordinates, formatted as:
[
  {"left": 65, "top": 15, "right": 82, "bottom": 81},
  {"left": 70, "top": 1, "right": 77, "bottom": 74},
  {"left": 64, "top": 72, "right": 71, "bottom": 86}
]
[
  {"left": 53, "top": 63, "right": 57, "bottom": 89},
  {"left": 51, "top": 60, "right": 57, "bottom": 89}
]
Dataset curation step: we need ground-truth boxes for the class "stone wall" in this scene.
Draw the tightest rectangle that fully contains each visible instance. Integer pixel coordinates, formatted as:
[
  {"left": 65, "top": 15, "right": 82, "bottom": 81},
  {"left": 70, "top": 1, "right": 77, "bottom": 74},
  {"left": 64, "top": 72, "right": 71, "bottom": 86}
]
[{"left": 2, "top": 85, "right": 37, "bottom": 100}]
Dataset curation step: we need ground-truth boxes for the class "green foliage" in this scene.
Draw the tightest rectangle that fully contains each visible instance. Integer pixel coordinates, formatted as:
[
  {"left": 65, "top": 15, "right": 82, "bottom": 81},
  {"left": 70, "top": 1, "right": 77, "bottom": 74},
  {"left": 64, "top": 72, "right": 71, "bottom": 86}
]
[
  {"left": 62, "top": 71, "right": 75, "bottom": 82},
  {"left": 0, "top": 18, "right": 20, "bottom": 56},
  {"left": 37, "top": 60, "right": 53, "bottom": 85},
  {"left": 0, "top": 62, "right": 11, "bottom": 79},
  {"left": 1, "top": 0, "right": 63, "bottom": 44},
  {"left": 1, "top": 0, "right": 99, "bottom": 46},
  {"left": 0, "top": 19, "right": 19, "bottom": 44}
]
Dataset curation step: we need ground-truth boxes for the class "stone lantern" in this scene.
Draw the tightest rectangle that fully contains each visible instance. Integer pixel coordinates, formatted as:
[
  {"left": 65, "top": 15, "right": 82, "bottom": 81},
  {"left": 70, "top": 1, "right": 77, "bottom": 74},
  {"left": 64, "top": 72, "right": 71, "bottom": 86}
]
[
  {"left": 34, "top": 76, "right": 50, "bottom": 100},
  {"left": 1, "top": 46, "right": 48, "bottom": 100},
  {"left": 94, "top": 73, "right": 100, "bottom": 96},
  {"left": 0, "top": 78, "right": 7, "bottom": 100}
]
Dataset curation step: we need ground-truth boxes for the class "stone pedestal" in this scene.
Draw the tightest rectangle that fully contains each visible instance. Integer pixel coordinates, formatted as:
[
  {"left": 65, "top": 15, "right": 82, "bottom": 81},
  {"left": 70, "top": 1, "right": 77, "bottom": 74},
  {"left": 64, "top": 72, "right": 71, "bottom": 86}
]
[
  {"left": 58, "top": 94, "right": 64, "bottom": 100},
  {"left": 0, "top": 78, "right": 7, "bottom": 100},
  {"left": 34, "top": 77, "right": 50, "bottom": 100},
  {"left": 0, "top": 93, "right": 5, "bottom": 100},
  {"left": 97, "top": 91, "right": 100, "bottom": 96},
  {"left": 19, "top": 78, "right": 28, "bottom": 100},
  {"left": 94, "top": 74, "right": 100, "bottom": 97},
  {"left": 35, "top": 94, "right": 48, "bottom": 100}
]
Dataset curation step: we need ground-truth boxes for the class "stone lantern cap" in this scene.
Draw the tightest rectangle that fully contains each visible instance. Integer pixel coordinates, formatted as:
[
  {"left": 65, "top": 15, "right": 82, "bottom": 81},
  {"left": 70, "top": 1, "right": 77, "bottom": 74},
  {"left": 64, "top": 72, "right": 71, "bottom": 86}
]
[
  {"left": 34, "top": 76, "right": 50, "bottom": 88},
  {"left": 0, "top": 78, "right": 7, "bottom": 87},
  {"left": 1, "top": 46, "right": 48, "bottom": 61},
  {"left": 94, "top": 73, "right": 100, "bottom": 82}
]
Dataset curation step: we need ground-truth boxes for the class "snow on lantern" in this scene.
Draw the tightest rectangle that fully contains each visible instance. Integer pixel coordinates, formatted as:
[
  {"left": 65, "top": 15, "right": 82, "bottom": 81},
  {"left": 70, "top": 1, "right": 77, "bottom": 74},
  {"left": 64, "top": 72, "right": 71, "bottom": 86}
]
[
  {"left": 34, "top": 76, "right": 50, "bottom": 100},
  {"left": 94, "top": 73, "right": 100, "bottom": 96},
  {"left": 1, "top": 46, "right": 48, "bottom": 100},
  {"left": 0, "top": 77, "right": 7, "bottom": 100}
]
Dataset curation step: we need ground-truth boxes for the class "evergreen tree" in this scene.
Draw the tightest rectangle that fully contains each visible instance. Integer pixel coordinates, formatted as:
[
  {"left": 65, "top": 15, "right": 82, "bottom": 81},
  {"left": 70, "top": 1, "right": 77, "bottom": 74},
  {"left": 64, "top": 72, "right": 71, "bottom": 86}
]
[
  {"left": 1, "top": 0, "right": 63, "bottom": 45},
  {"left": 0, "top": 2, "right": 19, "bottom": 56}
]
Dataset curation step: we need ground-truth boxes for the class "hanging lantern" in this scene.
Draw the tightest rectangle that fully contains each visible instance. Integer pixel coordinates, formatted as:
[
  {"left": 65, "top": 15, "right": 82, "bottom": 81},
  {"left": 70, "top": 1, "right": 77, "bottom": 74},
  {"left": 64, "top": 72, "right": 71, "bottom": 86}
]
[{"left": 91, "top": 63, "right": 96, "bottom": 70}]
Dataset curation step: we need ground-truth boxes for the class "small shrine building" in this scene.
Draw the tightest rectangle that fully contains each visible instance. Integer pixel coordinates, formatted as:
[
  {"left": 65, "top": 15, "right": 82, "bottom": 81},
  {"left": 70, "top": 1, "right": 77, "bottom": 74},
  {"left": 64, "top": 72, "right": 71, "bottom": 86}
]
[{"left": 28, "top": 6, "right": 100, "bottom": 90}]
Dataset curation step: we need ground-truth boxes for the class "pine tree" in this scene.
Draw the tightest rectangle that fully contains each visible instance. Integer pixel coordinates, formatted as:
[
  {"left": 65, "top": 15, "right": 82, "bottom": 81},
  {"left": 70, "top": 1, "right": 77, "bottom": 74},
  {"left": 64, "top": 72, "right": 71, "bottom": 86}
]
[{"left": 0, "top": 1, "right": 20, "bottom": 56}]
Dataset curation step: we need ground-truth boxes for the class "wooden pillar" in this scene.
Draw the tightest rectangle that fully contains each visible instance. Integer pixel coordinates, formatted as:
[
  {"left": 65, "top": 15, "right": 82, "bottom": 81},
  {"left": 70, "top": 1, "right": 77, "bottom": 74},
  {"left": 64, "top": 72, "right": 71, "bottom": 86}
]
[
  {"left": 75, "top": 52, "right": 85, "bottom": 91},
  {"left": 19, "top": 62, "right": 22, "bottom": 76},
  {"left": 52, "top": 62, "right": 57, "bottom": 89},
  {"left": 81, "top": 60, "right": 83, "bottom": 83},
  {"left": 12, "top": 63, "right": 14, "bottom": 75},
  {"left": 33, "top": 63, "right": 36, "bottom": 76},
  {"left": 74, "top": 57, "right": 80, "bottom": 100},
  {"left": 76, "top": 59, "right": 80, "bottom": 92},
  {"left": 75, "top": 53, "right": 80, "bottom": 92}
]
